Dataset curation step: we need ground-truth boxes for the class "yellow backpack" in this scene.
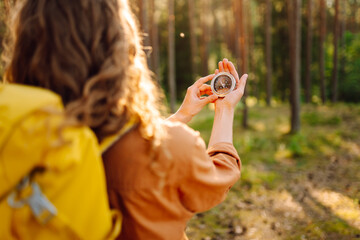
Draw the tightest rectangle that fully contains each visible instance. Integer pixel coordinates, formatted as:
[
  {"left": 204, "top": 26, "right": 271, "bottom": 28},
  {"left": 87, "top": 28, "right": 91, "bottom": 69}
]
[{"left": 0, "top": 84, "right": 123, "bottom": 239}]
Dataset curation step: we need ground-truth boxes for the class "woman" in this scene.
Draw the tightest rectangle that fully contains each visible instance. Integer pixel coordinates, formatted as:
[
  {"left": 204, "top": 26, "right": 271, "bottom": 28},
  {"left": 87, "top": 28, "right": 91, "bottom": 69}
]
[{"left": 3, "top": 0, "right": 247, "bottom": 239}]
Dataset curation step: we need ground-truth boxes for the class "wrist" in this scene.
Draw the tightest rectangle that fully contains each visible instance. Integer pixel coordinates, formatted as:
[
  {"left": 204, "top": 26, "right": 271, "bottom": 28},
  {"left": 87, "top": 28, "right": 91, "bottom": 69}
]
[
  {"left": 209, "top": 103, "right": 234, "bottom": 148},
  {"left": 172, "top": 109, "right": 193, "bottom": 124},
  {"left": 214, "top": 104, "right": 235, "bottom": 116}
]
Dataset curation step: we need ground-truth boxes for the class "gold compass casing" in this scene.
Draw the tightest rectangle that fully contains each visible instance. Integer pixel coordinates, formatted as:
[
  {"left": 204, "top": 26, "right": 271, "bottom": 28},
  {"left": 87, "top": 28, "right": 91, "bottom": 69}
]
[{"left": 210, "top": 72, "right": 236, "bottom": 97}]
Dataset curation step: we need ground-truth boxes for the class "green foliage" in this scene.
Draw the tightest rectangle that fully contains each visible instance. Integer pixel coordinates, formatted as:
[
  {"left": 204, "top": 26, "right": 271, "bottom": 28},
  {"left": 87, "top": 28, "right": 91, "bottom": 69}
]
[
  {"left": 302, "top": 111, "right": 341, "bottom": 126},
  {"left": 242, "top": 136, "right": 274, "bottom": 153},
  {"left": 241, "top": 166, "right": 281, "bottom": 190},
  {"left": 339, "top": 32, "right": 360, "bottom": 102},
  {"left": 292, "top": 219, "right": 358, "bottom": 239},
  {"left": 287, "top": 133, "right": 306, "bottom": 157}
]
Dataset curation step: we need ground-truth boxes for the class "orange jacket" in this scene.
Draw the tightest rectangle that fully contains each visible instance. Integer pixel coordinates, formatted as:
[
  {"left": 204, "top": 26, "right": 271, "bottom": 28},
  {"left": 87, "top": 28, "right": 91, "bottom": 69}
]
[{"left": 103, "top": 121, "right": 241, "bottom": 240}]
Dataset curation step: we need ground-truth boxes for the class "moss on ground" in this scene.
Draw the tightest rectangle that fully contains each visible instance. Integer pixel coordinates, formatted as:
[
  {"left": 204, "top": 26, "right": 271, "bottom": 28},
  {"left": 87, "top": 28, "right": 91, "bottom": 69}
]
[{"left": 186, "top": 103, "right": 360, "bottom": 240}]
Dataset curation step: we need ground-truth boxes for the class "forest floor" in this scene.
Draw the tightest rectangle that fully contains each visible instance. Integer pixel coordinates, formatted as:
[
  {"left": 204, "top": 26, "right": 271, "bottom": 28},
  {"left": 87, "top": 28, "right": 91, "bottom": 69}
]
[{"left": 186, "top": 102, "right": 360, "bottom": 240}]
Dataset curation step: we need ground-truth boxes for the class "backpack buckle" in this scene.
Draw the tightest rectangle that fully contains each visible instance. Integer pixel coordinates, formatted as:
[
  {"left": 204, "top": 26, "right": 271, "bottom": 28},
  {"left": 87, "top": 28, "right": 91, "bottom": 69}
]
[
  {"left": 27, "top": 182, "right": 57, "bottom": 224},
  {"left": 7, "top": 178, "right": 57, "bottom": 224}
]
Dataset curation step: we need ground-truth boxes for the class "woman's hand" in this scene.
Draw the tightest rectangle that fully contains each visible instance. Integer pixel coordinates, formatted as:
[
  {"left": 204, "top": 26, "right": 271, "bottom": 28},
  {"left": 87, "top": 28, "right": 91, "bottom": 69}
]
[
  {"left": 214, "top": 59, "right": 248, "bottom": 111},
  {"left": 208, "top": 59, "right": 248, "bottom": 147},
  {"left": 167, "top": 74, "right": 219, "bottom": 124}
]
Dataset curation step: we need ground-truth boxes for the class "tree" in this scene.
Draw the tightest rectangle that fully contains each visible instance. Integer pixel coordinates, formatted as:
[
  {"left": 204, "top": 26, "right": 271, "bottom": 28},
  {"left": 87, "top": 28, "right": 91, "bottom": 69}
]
[
  {"left": 288, "top": 0, "right": 302, "bottom": 133},
  {"left": 305, "top": 0, "right": 313, "bottom": 103},
  {"left": 149, "top": 0, "right": 160, "bottom": 79},
  {"left": 247, "top": 2, "right": 255, "bottom": 99},
  {"left": 338, "top": 0, "right": 347, "bottom": 83},
  {"left": 188, "top": 0, "right": 199, "bottom": 79},
  {"left": 265, "top": 0, "right": 273, "bottom": 106},
  {"left": 168, "top": 0, "right": 176, "bottom": 112},
  {"left": 233, "top": 0, "right": 249, "bottom": 128},
  {"left": 139, "top": 0, "right": 151, "bottom": 66},
  {"left": 319, "top": 0, "right": 327, "bottom": 104},
  {"left": 200, "top": 0, "right": 210, "bottom": 75},
  {"left": 331, "top": 0, "right": 340, "bottom": 102}
]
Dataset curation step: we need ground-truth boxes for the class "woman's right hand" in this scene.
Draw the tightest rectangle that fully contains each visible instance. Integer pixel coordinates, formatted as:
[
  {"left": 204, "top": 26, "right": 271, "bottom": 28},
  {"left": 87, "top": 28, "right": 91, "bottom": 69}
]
[
  {"left": 167, "top": 74, "right": 218, "bottom": 124},
  {"left": 214, "top": 59, "right": 248, "bottom": 110}
]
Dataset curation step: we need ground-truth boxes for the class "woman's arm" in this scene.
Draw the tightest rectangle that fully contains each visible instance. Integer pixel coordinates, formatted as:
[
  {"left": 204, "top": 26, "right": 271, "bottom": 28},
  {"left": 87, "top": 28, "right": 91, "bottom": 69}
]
[
  {"left": 208, "top": 59, "right": 248, "bottom": 148},
  {"left": 178, "top": 60, "right": 247, "bottom": 213},
  {"left": 208, "top": 105, "right": 235, "bottom": 146}
]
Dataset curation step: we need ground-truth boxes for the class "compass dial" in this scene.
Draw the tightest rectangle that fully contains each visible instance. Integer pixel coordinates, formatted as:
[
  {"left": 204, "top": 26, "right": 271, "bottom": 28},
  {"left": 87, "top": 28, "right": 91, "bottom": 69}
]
[
  {"left": 214, "top": 75, "right": 233, "bottom": 94},
  {"left": 211, "top": 72, "right": 236, "bottom": 97}
]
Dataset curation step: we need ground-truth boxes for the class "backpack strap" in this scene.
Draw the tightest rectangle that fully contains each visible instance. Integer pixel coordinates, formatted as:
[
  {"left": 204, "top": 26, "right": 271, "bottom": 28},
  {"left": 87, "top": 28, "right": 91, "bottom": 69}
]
[{"left": 100, "top": 117, "right": 138, "bottom": 154}]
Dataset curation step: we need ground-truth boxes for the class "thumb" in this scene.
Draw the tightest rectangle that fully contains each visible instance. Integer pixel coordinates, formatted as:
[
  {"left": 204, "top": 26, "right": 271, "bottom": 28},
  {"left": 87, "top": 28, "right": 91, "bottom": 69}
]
[{"left": 200, "top": 94, "right": 218, "bottom": 105}]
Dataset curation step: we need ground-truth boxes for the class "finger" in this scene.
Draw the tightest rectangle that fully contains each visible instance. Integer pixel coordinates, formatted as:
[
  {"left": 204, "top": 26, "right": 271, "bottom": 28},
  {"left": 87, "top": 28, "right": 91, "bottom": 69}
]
[
  {"left": 199, "top": 87, "right": 214, "bottom": 96},
  {"left": 200, "top": 89, "right": 214, "bottom": 96},
  {"left": 199, "top": 84, "right": 211, "bottom": 92},
  {"left": 234, "top": 74, "right": 248, "bottom": 94},
  {"left": 218, "top": 61, "right": 224, "bottom": 72},
  {"left": 200, "top": 94, "right": 218, "bottom": 105},
  {"left": 194, "top": 74, "right": 215, "bottom": 88},
  {"left": 223, "top": 58, "right": 230, "bottom": 72},
  {"left": 234, "top": 77, "right": 241, "bottom": 90},
  {"left": 215, "top": 69, "right": 219, "bottom": 75},
  {"left": 227, "top": 61, "right": 239, "bottom": 80}
]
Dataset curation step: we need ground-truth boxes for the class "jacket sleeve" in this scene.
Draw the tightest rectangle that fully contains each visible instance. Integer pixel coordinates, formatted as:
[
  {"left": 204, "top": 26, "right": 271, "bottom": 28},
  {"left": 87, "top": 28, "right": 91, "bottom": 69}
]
[{"left": 177, "top": 134, "right": 241, "bottom": 213}]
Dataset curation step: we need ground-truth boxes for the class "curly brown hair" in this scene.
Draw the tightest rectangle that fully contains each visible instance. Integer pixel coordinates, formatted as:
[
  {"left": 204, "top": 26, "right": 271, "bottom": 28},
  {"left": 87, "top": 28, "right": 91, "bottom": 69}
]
[{"left": 2, "top": 0, "right": 164, "bottom": 143}]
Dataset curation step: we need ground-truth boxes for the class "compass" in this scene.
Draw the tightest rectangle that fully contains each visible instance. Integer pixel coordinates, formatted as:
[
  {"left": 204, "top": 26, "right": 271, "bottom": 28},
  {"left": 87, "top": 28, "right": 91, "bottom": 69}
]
[{"left": 211, "top": 72, "right": 236, "bottom": 97}]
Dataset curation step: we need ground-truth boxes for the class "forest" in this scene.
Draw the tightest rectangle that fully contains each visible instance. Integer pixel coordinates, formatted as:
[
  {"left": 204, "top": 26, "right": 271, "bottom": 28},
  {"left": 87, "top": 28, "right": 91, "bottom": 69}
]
[
  {"left": 125, "top": 0, "right": 360, "bottom": 239},
  {"left": 1, "top": 0, "right": 360, "bottom": 239},
  {"left": 129, "top": 0, "right": 360, "bottom": 109}
]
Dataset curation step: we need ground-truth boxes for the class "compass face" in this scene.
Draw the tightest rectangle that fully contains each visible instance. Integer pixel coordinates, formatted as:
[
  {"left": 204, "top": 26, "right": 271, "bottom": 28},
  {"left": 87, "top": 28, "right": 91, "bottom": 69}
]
[{"left": 213, "top": 75, "right": 233, "bottom": 95}]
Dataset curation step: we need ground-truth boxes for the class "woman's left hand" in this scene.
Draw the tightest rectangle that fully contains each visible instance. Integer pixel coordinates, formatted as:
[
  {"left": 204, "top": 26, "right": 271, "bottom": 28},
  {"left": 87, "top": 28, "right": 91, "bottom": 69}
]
[
  {"left": 214, "top": 59, "right": 247, "bottom": 111},
  {"left": 167, "top": 74, "right": 219, "bottom": 124}
]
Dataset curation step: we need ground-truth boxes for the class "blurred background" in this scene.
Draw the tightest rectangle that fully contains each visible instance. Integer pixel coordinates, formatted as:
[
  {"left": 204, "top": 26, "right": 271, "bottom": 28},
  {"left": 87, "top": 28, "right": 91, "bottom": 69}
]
[
  {"left": 1, "top": 0, "right": 360, "bottom": 239},
  {"left": 127, "top": 0, "right": 360, "bottom": 115}
]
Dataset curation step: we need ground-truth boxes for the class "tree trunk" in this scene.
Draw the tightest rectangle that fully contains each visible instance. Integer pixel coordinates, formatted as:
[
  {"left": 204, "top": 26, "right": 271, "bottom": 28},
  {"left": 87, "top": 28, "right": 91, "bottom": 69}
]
[
  {"left": 265, "top": 0, "right": 272, "bottom": 106},
  {"left": 288, "top": 0, "right": 302, "bottom": 134},
  {"left": 331, "top": 0, "right": 340, "bottom": 102},
  {"left": 139, "top": 0, "right": 151, "bottom": 67},
  {"left": 149, "top": 0, "right": 160, "bottom": 80},
  {"left": 305, "top": 0, "right": 313, "bottom": 103},
  {"left": 200, "top": 0, "right": 210, "bottom": 75},
  {"left": 338, "top": 0, "right": 347, "bottom": 85},
  {"left": 319, "top": 0, "right": 327, "bottom": 104},
  {"left": 233, "top": 0, "right": 248, "bottom": 129},
  {"left": 241, "top": 0, "right": 249, "bottom": 129},
  {"left": 233, "top": 0, "right": 240, "bottom": 64},
  {"left": 247, "top": 2, "right": 255, "bottom": 99},
  {"left": 168, "top": 0, "right": 176, "bottom": 112},
  {"left": 188, "top": 0, "right": 199, "bottom": 79},
  {"left": 225, "top": 6, "right": 235, "bottom": 56}
]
